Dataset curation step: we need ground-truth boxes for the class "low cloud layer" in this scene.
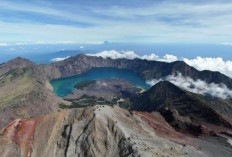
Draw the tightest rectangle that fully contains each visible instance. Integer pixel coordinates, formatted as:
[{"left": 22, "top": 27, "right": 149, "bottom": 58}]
[
  {"left": 51, "top": 56, "right": 70, "bottom": 62},
  {"left": 0, "top": 43, "right": 8, "bottom": 47},
  {"left": 87, "top": 50, "right": 232, "bottom": 78},
  {"left": 146, "top": 73, "right": 232, "bottom": 99},
  {"left": 87, "top": 50, "right": 178, "bottom": 63},
  {"left": 183, "top": 57, "right": 232, "bottom": 78},
  {"left": 220, "top": 43, "right": 232, "bottom": 46},
  {"left": 0, "top": 41, "right": 104, "bottom": 46}
]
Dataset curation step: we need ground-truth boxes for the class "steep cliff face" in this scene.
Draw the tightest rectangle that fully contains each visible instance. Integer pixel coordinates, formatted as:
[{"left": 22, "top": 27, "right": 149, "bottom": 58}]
[{"left": 0, "top": 105, "right": 211, "bottom": 157}]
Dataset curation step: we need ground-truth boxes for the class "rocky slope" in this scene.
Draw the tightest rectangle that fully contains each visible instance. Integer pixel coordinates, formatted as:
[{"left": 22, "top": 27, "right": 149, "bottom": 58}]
[
  {"left": 131, "top": 81, "right": 232, "bottom": 135},
  {"left": 0, "top": 58, "right": 68, "bottom": 130},
  {"left": 0, "top": 105, "right": 221, "bottom": 157},
  {"left": 188, "top": 92, "right": 232, "bottom": 119},
  {"left": 0, "top": 57, "right": 34, "bottom": 76}
]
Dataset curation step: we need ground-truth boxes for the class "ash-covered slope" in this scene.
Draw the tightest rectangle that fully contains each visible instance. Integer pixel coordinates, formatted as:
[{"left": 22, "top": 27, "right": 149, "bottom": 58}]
[
  {"left": 0, "top": 105, "right": 214, "bottom": 157},
  {"left": 40, "top": 54, "right": 232, "bottom": 89}
]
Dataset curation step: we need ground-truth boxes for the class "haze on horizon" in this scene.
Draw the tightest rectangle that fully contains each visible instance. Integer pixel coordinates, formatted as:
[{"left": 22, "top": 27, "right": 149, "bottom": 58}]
[{"left": 0, "top": 0, "right": 232, "bottom": 44}]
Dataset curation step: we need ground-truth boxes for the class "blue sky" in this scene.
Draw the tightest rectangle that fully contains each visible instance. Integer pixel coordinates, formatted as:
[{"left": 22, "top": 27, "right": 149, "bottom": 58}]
[{"left": 0, "top": 0, "right": 232, "bottom": 44}]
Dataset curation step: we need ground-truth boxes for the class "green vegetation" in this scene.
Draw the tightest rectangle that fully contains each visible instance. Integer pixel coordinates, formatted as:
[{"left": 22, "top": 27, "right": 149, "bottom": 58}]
[
  {"left": 112, "top": 96, "right": 120, "bottom": 104},
  {"left": 74, "top": 80, "right": 96, "bottom": 90},
  {"left": 60, "top": 94, "right": 133, "bottom": 110},
  {"left": 118, "top": 98, "right": 132, "bottom": 110},
  {"left": 0, "top": 67, "right": 34, "bottom": 109},
  {"left": 0, "top": 67, "right": 32, "bottom": 86}
]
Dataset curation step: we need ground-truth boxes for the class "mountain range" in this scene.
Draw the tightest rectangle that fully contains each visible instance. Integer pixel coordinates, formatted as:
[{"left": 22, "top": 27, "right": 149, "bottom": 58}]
[
  {"left": 0, "top": 54, "right": 232, "bottom": 157},
  {"left": 38, "top": 54, "right": 232, "bottom": 89}
]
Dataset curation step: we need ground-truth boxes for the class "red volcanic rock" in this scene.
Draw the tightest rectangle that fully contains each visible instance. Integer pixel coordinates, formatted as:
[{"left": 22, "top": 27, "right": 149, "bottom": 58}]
[
  {"left": 1, "top": 106, "right": 231, "bottom": 157},
  {"left": 0, "top": 118, "right": 39, "bottom": 157},
  {"left": 16, "top": 119, "right": 38, "bottom": 157}
]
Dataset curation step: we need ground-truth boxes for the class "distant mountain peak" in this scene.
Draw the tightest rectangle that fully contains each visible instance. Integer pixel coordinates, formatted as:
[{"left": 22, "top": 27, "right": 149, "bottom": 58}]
[
  {"left": 9, "top": 56, "right": 32, "bottom": 63},
  {"left": 148, "top": 81, "right": 185, "bottom": 97},
  {"left": 152, "top": 80, "right": 179, "bottom": 89},
  {"left": 0, "top": 56, "right": 35, "bottom": 76}
]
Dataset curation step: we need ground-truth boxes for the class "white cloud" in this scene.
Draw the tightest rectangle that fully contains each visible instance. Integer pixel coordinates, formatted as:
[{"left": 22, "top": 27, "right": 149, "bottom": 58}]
[
  {"left": 13, "top": 41, "right": 104, "bottom": 45},
  {"left": 183, "top": 57, "right": 232, "bottom": 78},
  {"left": 15, "top": 42, "right": 30, "bottom": 45},
  {"left": 0, "top": 0, "right": 97, "bottom": 24},
  {"left": 0, "top": 43, "right": 8, "bottom": 46},
  {"left": 1, "top": 1, "right": 232, "bottom": 43},
  {"left": 146, "top": 73, "right": 232, "bottom": 99},
  {"left": 51, "top": 56, "right": 70, "bottom": 62},
  {"left": 88, "top": 50, "right": 140, "bottom": 60},
  {"left": 35, "top": 41, "right": 76, "bottom": 45},
  {"left": 82, "top": 41, "right": 104, "bottom": 45},
  {"left": 219, "top": 43, "right": 232, "bottom": 46},
  {"left": 160, "top": 54, "right": 178, "bottom": 62},
  {"left": 87, "top": 50, "right": 177, "bottom": 62},
  {"left": 140, "top": 53, "right": 178, "bottom": 62}
]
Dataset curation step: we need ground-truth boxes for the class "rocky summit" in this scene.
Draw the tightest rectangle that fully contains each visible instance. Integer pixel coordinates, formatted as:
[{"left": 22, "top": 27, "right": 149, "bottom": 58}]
[
  {"left": 0, "top": 105, "right": 210, "bottom": 157},
  {"left": 0, "top": 54, "right": 232, "bottom": 157}
]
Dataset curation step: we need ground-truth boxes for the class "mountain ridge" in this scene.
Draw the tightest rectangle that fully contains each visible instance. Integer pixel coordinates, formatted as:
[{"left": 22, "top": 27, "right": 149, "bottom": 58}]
[
  {"left": 38, "top": 54, "right": 232, "bottom": 89},
  {"left": 131, "top": 81, "right": 232, "bottom": 135},
  {"left": 0, "top": 105, "right": 228, "bottom": 157},
  {"left": 2, "top": 54, "right": 232, "bottom": 88}
]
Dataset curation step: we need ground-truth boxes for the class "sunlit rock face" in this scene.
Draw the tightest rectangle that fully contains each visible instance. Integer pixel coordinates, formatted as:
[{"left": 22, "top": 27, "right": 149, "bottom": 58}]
[{"left": 0, "top": 105, "right": 211, "bottom": 157}]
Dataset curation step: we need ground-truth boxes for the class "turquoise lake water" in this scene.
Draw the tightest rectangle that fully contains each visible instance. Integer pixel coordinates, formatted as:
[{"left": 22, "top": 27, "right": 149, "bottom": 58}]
[{"left": 50, "top": 67, "right": 150, "bottom": 97}]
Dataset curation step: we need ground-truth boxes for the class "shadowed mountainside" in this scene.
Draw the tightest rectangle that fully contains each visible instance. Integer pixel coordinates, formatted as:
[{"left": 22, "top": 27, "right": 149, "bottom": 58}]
[{"left": 131, "top": 81, "right": 232, "bottom": 135}]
